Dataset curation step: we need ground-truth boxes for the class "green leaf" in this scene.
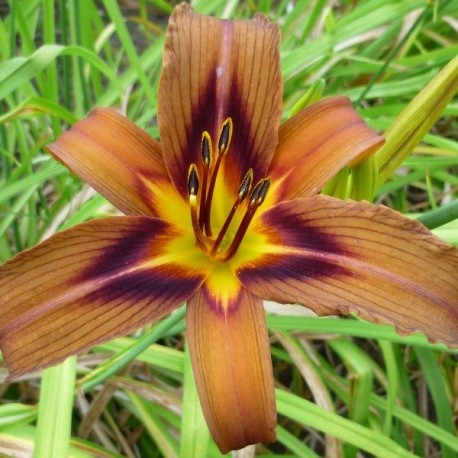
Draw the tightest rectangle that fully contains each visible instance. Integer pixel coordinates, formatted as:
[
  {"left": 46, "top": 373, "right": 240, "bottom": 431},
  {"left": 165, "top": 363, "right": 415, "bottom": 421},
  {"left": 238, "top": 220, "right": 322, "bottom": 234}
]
[
  {"left": 0, "top": 404, "right": 37, "bottom": 430},
  {"left": 414, "top": 349, "right": 455, "bottom": 458},
  {"left": 180, "top": 345, "right": 215, "bottom": 457},
  {"left": 277, "top": 389, "right": 417, "bottom": 457},
  {"left": 267, "top": 315, "right": 456, "bottom": 352},
  {"left": 33, "top": 356, "right": 77, "bottom": 458},
  {"left": 0, "top": 97, "right": 78, "bottom": 125},
  {"left": 79, "top": 306, "right": 186, "bottom": 392},
  {"left": 376, "top": 57, "right": 458, "bottom": 185},
  {"left": 0, "top": 44, "right": 122, "bottom": 101},
  {"left": 127, "top": 392, "right": 179, "bottom": 458}
]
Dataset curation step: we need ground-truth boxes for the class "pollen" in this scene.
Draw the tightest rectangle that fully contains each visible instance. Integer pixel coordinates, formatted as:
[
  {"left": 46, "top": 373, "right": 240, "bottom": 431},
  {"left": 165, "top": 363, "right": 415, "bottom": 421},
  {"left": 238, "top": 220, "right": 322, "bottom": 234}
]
[{"left": 187, "top": 119, "right": 270, "bottom": 262}]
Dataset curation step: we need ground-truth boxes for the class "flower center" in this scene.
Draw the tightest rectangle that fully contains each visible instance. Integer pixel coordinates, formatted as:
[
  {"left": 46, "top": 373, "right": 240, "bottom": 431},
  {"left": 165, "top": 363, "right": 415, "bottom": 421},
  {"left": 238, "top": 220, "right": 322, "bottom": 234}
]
[{"left": 187, "top": 117, "right": 270, "bottom": 263}]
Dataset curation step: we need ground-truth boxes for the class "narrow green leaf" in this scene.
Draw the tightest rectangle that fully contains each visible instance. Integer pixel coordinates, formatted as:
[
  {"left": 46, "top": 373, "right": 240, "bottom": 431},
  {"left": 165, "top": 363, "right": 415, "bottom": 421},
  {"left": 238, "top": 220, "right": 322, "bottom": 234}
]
[
  {"left": 267, "top": 315, "right": 456, "bottom": 352},
  {"left": 0, "top": 425, "right": 123, "bottom": 458},
  {"left": 369, "top": 395, "right": 458, "bottom": 453},
  {"left": 350, "top": 155, "right": 378, "bottom": 201},
  {"left": 289, "top": 79, "right": 325, "bottom": 117},
  {"left": 277, "top": 389, "right": 417, "bottom": 458},
  {"left": 376, "top": 57, "right": 458, "bottom": 185},
  {"left": 378, "top": 341, "right": 398, "bottom": 436},
  {"left": 276, "top": 425, "right": 320, "bottom": 458},
  {"left": 33, "top": 356, "right": 77, "bottom": 458},
  {"left": 414, "top": 349, "right": 455, "bottom": 458},
  {"left": 94, "top": 339, "right": 184, "bottom": 375},
  {"left": 0, "top": 404, "right": 37, "bottom": 429},
  {"left": 416, "top": 199, "right": 458, "bottom": 229},
  {"left": 0, "top": 44, "right": 122, "bottom": 101},
  {"left": 0, "top": 185, "right": 37, "bottom": 239},
  {"left": 127, "top": 392, "right": 179, "bottom": 458},
  {"left": 327, "top": 338, "right": 373, "bottom": 425},
  {"left": 0, "top": 162, "right": 64, "bottom": 205},
  {"left": 180, "top": 345, "right": 214, "bottom": 457},
  {"left": 101, "top": 0, "right": 157, "bottom": 104},
  {"left": 0, "top": 97, "right": 78, "bottom": 125},
  {"left": 79, "top": 306, "right": 186, "bottom": 392}
]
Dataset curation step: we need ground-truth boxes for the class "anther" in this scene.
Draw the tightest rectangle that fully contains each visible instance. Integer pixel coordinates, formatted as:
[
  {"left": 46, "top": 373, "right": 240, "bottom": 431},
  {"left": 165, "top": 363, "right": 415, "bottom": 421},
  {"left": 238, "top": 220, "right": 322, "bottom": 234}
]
[
  {"left": 201, "top": 132, "right": 212, "bottom": 167},
  {"left": 187, "top": 164, "right": 199, "bottom": 197},
  {"left": 248, "top": 178, "right": 270, "bottom": 207},
  {"left": 249, "top": 179, "right": 264, "bottom": 206},
  {"left": 255, "top": 178, "right": 270, "bottom": 206},
  {"left": 218, "top": 118, "right": 233, "bottom": 154},
  {"left": 238, "top": 169, "right": 253, "bottom": 202}
]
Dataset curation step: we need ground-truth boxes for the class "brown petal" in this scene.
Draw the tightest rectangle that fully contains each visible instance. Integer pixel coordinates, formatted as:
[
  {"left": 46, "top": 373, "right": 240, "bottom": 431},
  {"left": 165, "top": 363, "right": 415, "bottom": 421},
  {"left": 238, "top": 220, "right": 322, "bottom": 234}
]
[
  {"left": 267, "top": 97, "right": 384, "bottom": 203},
  {"left": 186, "top": 272, "right": 276, "bottom": 453},
  {"left": 237, "top": 196, "right": 458, "bottom": 346},
  {"left": 158, "top": 3, "right": 283, "bottom": 198},
  {"left": 47, "top": 108, "right": 173, "bottom": 217},
  {"left": 0, "top": 217, "right": 209, "bottom": 379}
]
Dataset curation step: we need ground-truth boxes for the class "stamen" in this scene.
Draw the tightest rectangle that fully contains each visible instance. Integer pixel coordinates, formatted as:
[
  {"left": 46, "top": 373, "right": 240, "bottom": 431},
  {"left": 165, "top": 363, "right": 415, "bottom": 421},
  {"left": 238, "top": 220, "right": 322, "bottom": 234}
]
[
  {"left": 217, "top": 177, "right": 270, "bottom": 262},
  {"left": 188, "top": 121, "right": 266, "bottom": 262},
  {"left": 210, "top": 169, "right": 253, "bottom": 256},
  {"left": 202, "top": 117, "right": 233, "bottom": 236},
  {"left": 187, "top": 164, "right": 207, "bottom": 252}
]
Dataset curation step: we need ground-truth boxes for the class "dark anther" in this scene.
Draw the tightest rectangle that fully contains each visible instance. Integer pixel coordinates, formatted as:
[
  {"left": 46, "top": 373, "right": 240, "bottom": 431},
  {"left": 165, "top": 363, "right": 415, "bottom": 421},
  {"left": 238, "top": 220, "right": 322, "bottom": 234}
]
[
  {"left": 249, "top": 179, "right": 264, "bottom": 206},
  {"left": 249, "top": 178, "right": 270, "bottom": 207},
  {"left": 256, "top": 178, "right": 271, "bottom": 205},
  {"left": 238, "top": 169, "right": 253, "bottom": 202},
  {"left": 218, "top": 118, "right": 233, "bottom": 154},
  {"left": 187, "top": 164, "right": 199, "bottom": 197},
  {"left": 201, "top": 132, "right": 212, "bottom": 167}
]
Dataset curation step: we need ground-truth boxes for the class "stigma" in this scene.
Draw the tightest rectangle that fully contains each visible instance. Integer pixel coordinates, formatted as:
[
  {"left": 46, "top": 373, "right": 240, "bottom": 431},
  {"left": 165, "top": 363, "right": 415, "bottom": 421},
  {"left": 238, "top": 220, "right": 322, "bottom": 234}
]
[{"left": 186, "top": 118, "right": 270, "bottom": 262}]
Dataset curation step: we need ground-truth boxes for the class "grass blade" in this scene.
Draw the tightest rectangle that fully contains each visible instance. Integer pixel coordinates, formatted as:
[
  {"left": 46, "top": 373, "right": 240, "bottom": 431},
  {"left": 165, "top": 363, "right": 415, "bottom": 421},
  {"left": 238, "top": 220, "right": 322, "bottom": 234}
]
[{"left": 33, "top": 356, "right": 77, "bottom": 458}]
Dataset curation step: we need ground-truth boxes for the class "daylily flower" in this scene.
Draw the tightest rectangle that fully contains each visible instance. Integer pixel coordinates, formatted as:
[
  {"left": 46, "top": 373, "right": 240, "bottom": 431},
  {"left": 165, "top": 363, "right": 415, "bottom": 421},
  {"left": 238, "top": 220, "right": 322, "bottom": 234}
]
[{"left": 0, "top": 3, "right": 457, "bottom": 453}]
